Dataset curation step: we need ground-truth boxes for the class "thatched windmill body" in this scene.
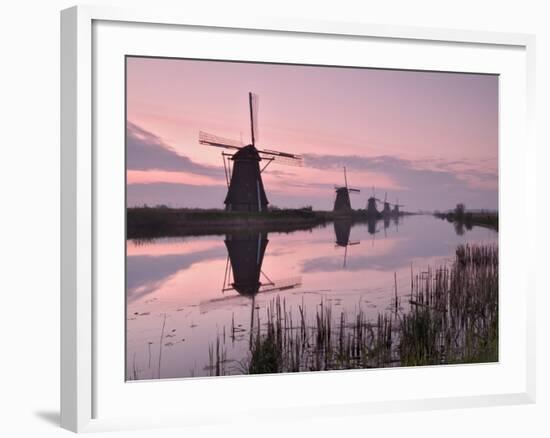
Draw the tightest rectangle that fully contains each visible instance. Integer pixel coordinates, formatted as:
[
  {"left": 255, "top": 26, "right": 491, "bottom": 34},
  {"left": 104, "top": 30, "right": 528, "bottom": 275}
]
[
  {"left": 333, "top": 167, "right": 360, "bottom": 213},
  {"left": 199, "top": 92, "right": 303, "bottom": 212}
]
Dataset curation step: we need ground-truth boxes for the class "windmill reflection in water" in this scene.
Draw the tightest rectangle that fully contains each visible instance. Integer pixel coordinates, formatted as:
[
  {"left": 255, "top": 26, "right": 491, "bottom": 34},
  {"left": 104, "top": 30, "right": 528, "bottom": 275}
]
[
  {"left": 333, "top": 219, "right": 360, "bottom": 268},
  {"left": 202, "top": 230, "right": 302, "bottom": 345}
]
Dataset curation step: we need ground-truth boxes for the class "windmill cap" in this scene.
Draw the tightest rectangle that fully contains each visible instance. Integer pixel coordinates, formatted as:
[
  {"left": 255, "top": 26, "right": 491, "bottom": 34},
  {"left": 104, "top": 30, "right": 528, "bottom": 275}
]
[{"left": 232, "top": 144, "right": 261, "bottom": 160}]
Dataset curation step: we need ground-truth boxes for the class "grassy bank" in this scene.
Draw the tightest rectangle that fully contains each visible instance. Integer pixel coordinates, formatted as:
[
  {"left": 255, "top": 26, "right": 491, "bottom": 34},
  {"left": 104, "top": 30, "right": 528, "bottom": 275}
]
[
  {"left": 434, "top": 211, "right": 498, "bottom": 231},
  {"left": 206, "top": 243, "right": 498, "bottom": 376},
  {"left": 127, "top": 206, "right": 383, "bottom": 238},
  {"left": 127, "top": 206, "right": 333, "bottom": 238}
]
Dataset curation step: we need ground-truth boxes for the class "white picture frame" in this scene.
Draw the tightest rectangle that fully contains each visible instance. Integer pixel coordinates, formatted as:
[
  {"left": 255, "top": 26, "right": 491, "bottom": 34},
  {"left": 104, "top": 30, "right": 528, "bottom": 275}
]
[{"left": 60, "top": 4, "right": 536, "bottom": 433}]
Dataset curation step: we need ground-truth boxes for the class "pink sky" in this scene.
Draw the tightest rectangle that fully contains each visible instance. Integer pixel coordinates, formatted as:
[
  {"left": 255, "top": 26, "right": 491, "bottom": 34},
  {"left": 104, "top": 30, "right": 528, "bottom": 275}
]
[{"left": 126, "top": 57, "right": 498, "bottom": 211}]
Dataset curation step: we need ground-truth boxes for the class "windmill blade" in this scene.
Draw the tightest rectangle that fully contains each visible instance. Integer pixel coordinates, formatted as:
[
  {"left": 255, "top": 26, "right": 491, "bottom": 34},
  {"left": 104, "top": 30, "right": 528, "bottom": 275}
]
[
  {"left": 249, "top": 92, "right": 260, "bottom": 146},
  {"left": 348, "top": 188, "right": 360, "bottom": 193},
  {"left": 199, "top": 276, "right": 301, "bottom": 313},
  {"left": 258, "top": 149, "right": 303, "bottom": 167},
  {"left": 259, "top": 276, "right": 302, "bottom": 293},
  {"left": 348, "top": 241, "right": 360, "bottom": 246},
  {"left": 199, "top": 131, "right": 243, "bottom": 150},
  {"left": 343, "top": 167, "right": 348, "bottom": 189}
]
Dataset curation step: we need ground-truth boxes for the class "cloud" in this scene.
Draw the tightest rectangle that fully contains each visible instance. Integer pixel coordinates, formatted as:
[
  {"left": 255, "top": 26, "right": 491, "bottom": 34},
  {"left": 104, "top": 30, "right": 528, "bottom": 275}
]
[
  {"left": 127, "top": 121, "right": 222, "bottom": 178},
  {"left": 125, "top": 122, "right": 497, "bottom": 211},
  {"left": 304, "top": 153, "right": 495, "bottom": 190},
  {"left": 127, "top": 246, "right": 226, "bottom": 302},
  {"left": 302, "top": 153, "right": 498, "bottom": 210},
  {"left": 127, "top": 182, "right": 228, "bottom": 208}
]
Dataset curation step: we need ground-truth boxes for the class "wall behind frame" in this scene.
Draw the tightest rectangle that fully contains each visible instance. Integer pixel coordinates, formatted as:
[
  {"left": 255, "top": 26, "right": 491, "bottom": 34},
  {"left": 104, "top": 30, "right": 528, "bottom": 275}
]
[{"left": 0, "top": 0, "right": 547, "bottom": 437}]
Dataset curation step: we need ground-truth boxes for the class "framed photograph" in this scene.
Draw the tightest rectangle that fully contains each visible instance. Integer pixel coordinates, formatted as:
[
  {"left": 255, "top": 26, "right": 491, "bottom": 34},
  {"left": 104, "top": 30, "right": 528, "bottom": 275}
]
[{"left": 61, "top": 5, "right": 536, "bottom": 433}]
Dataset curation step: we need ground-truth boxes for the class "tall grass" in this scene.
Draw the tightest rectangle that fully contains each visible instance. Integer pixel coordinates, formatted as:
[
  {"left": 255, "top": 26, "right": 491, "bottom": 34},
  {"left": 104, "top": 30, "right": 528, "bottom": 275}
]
[{"left": 207, "top": 243, "right": 498, "bottom": 375}]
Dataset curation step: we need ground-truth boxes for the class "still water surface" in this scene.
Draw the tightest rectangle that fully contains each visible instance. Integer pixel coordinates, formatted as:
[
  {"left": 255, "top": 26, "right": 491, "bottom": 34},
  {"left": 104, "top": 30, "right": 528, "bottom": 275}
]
[{"left": 126, "top": 215, "right": 497, "bottom": 380}]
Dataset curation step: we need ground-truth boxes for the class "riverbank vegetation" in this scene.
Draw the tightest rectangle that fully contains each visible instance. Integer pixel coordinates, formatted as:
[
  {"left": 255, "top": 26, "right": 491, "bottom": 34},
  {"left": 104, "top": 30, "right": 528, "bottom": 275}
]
[
  {"left": 127, "top": 205, "right": 332, "bottom": 238},
  {"left": 434, "top": 203, "right": 498, "bottom": 232},
  {"left": 206, "top": 243, "right": 498, "bottom": 376},
  {"left": 127, "top": 205, "right": 407, "bottom": 238}
]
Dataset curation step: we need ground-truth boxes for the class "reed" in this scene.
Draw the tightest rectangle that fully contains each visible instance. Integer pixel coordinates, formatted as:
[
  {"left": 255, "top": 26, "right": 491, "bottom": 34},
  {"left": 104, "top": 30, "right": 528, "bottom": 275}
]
[
  {"left": 157, "top": 313, "right": 167, "bottom": 379},
  {"left": 206, "top": 243, "right": 498, "bottom": 375},
  {"left": 401, "top": 244, "right": 498, "bottom": 365},
  {"left": 207, "top": 332, "right": 228, "bottom": 376}
]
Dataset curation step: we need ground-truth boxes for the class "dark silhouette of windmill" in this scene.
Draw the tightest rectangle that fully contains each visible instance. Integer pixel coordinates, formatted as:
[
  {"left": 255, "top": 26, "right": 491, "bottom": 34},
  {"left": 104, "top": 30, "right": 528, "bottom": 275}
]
[
  {"left": 382, "top": 192, "right": 392, "bottom": 218},
  {"left": 199, "top": 92, "right": 303, "bottom": 212},
  {"left": 392, "top": 197, "right": 404, "bottom": 216},
  {"left": 333, "top": 167, "right": 360, "bottom": 213},
  {"left": 333, "top": 218, "right": 360, "bottom": 268},
  {"left": 201, "top": 230, "right": 301, "bottom": 342},
  {"left": 366, "top": 187, "right": 382, "bottom": 219}
]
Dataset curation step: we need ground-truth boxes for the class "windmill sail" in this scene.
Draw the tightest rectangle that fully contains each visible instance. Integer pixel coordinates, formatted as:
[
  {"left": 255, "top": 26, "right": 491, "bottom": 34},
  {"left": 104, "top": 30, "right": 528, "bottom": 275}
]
[
  {"left": 199, "top": 131, "right": 243, "bottom": 149},
  {"left": 249, "top": 92, "right": 259, "bottom": 146},
  {"left": 258, "top": 276, "right": 302, "bottom": 293},
  {"left": 258, "top": 149, "right": 303, "bottom": 167},
  {"left": 200, "top": 92, "right": 302, "bottom": 211}
]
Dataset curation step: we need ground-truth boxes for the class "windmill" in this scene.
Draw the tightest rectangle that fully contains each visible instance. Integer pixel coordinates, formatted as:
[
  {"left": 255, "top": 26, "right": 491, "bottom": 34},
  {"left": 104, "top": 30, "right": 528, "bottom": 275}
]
[
  {"left": 333, "top": 167, "right": 360, "bottom": 212},
  {"left": 199, "top": 92, "right": 303, "bottom": 212},
  {"left": 333, "top": 218, "right": 360, "bottom": 268},
  {"left": 392, "top": 197, "right": 404, "bottom": 216},
  {"left": 366, "top": 186, "right": 383, "bottom": 219},
  {"left": 381, "top": 192, "right": 392, "bottom": 218},
  {"left": 200, "top": 230, "right": 301, "bottom": 342}
]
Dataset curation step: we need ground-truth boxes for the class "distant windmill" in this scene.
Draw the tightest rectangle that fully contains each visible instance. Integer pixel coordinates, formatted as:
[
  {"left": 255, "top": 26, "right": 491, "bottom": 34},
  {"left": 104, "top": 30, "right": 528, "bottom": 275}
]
[
  {"left": 382, "top": 192, "right": 392, "bottom": 217},
  {"left": 333, "top": 167, "right": 360, "bottom": 212},
  {"left": 366, "top": 186, "right": 383, "bottom": 219},
  {"left": 392, "top": 197, "right": 404, "bottom": 216},
  {"left": 199, "top": 92, "right": 303, "bottom": 212}
]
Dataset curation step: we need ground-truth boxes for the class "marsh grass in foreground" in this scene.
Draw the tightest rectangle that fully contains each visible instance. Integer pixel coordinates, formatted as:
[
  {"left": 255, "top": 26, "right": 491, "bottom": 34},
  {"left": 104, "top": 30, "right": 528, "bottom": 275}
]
[{"left": 207, "top": 244, "right": 498, "bottom": 376}]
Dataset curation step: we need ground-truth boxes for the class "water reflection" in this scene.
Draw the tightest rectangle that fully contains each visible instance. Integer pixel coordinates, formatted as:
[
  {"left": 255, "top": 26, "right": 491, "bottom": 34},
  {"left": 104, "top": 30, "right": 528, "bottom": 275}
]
[
  {"left": 126, "top": 215, "right": 498, "bottom": 379},
  {"left": 333, "top": 219, "right": 360, "bottom": 268},
  {"left": 366, "top": 216, "right": 379, "bottom": 236},
  {"left": 221, "top": 230, "right": 302, "bottom": 334},
  {"left": 223, "top": 230, "right": 269, "bottom": 297}
]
